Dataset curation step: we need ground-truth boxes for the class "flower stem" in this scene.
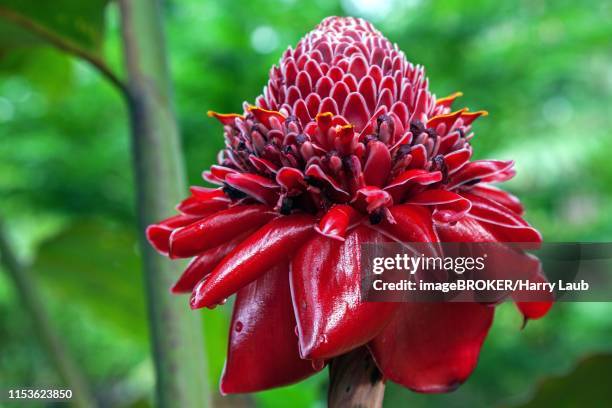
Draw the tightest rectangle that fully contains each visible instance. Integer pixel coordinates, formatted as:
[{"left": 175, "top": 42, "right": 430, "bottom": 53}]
[
  {"left": 328, "top": 347, "right": 386, "bottom": 408},
  {"left": 0, "top": 219, "right": 94, "bottom": 408},
  {"left": 117, "top": 0, "right": 209, "bottom": 406}
]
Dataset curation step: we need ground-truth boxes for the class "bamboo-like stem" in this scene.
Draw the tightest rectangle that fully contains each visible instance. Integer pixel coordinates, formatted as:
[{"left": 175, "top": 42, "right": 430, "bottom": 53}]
[
  {"left": 117, "top": 0, "right": 209, "bottom": 406},
  {"left": 328, "top": 347, "right": 386, "bottom": 408},
  {"left": 0, "top": 219, "right": 95, "bottom": 408},
  {"left": 0, "top": 5, "right": 127, "bottom": 95}
]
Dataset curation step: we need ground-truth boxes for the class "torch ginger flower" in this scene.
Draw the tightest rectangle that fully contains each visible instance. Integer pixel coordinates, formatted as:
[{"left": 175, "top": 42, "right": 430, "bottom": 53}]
[{"left": 147, "top": 16, "right": 551, "bottom": 394}]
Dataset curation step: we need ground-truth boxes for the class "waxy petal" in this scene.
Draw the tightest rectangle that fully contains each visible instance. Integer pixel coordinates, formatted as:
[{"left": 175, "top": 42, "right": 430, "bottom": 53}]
[
  {"left": 462, "top": 192, "right": 542, "bottom": 243},
  {"left": 203, "top": 165, "right": 237, "bottom": 185},
  {"left": 146, "top": 214, "right": 201, "bottom": 256},
  {"left": 514, "top": 268, "right": 553, "bottom": 320},
  {"left": 342, "top": 92, "right": 370, "bottom": 131},
  {"left": 363, "top": 141, "right": 392, "bottom": 187},
  {"left": 207, "top": 111, "right": 244, "bottom": 126},
  {"left": 220, "top": 262, "right": 319, "bottom": 394},
  {"left": 435, "top": 91, "right": 463, "bottom": 109},
  {"left": 385, "top": 169, "right": 442, "bottom": 201},
  {"left": 409, "top": 189, "right": 472, "bottom": 225},
  {"left": 169, "top": 205, "right": 274, "bottom": 259},
  {"left": 460, "top": 110, "right": 488, "bottom": 126},
  {"left": 176, "top": 189, "right": 230, "bottom": 216},
  {"left": 276, "top": 167, "right": 307, "bottom": 194},
  {"left": 373, "top": 204, "right": 438, "bottom": 244},
  {"left": 291, "top": 226, "right": 397, "bottom": 359},
  {"left": 248, "top": 106, "right": 286, "bottom": 128},
  {"left": 225, "top": 173, "right": 280, "bottom": 206},
  {"left": 352, "top": 187, "right": 392, "bottom": 213},
  {"left": 447, "top": 160, "right": 514, "bottom": 190},
  {"left": 426, "top": 108, "right": 467, "bottom": 130},
  {"left": 191, "top": 214, "right": 315, "bottom": 308},
  {"left": 315, "top": 204, "right": 362, "bottom": 240},
  {"left": 468, "top": 184, "right": 524, "bottom": 215},
  {"left": 370, "top": 303, "right": 494, "bottom": 393},
  {"left": 171, "top": 232, "right": 250, "bottom": 294}
]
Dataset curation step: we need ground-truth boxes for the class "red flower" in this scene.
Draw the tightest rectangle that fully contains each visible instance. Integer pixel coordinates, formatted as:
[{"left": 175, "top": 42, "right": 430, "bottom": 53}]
[{"left": 147, "top": 17, "right": 551, "bottom": 394}]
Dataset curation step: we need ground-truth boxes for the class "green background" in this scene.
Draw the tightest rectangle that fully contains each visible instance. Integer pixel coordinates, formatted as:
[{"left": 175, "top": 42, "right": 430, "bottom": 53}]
[{"left": 1, "top": 0, "right": 612, "bottom": 406}]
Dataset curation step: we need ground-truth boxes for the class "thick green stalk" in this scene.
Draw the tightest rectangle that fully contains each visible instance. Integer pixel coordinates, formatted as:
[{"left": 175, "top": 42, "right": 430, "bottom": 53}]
[
  {"left": 117, "top": 0, "right": 209, "bottom": 406},
  {"left": 0, "top": 219, "right": 94, "bottom": 408}
]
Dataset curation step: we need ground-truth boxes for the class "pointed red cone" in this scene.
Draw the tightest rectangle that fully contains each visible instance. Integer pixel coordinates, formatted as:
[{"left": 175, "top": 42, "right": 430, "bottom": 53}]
[
  {"left": 191, "top": 214, "right": 315, "bottom": 308},
  {"left": 291, "top": 226, "right": 397, "bottom": 360},
  {"left": 220, "top": 262, "right": 319, "bottom": 394},
  {"left": 168, "top": 205, "right": 274, "bottom": 259},
  {"left": 369, "top": 302, "right": 494, "bottom": 393}
]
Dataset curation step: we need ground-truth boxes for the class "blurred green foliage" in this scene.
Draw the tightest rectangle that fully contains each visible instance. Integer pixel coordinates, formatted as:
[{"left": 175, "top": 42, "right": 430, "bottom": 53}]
[{"left": 1, "top": 0, "right": 611, "bottom": 407}]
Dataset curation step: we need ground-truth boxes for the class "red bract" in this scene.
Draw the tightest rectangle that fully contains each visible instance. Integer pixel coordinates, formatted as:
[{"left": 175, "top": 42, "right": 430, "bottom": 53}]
[{"left": 147, "top": 17, "right": 551, "bottom": 394}]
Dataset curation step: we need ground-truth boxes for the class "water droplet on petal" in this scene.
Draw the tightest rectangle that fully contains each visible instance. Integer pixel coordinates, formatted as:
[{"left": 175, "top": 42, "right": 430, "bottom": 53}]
[
  {"left": 311, "top": 359, "right": 325, "bottom": 370},
  {"left": 235, "top": 321, "right": 243, "bottom": 332}
]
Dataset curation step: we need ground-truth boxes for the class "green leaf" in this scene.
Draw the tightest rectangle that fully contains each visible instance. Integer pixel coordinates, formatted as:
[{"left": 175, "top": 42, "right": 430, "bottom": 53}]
[
  {"left": 0, "top": 0, "right": 109, "bottom": 55},
  {"left": 32, "top": 218, "right": 148, "bottom": 342}
]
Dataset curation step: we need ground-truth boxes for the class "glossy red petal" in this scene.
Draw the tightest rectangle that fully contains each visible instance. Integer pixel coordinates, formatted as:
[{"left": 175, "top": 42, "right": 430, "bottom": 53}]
[
  {"left": 352, "top": 187, "right": 392, "bottom": 213},
  {"left": 426, "top": 109, "right": 467, "bottom": 130},
  {"left": 363, "top": 141, "right": 392, "bottom": 187},
  {"left": 468, "top": 184, "right": 524, "bottom": 215},
  {"left": 385, "top": 169, "right": 442, "bottom": 201},
  {"left": 444, "top": 148, "right": 471, "bottom": 175},
  {"left": 374, "top": 204, "right": 438, "bottom": 244},
  {"left": 516, "top": 300, "right": 553, "bottom": 320},
  {"left": 207, "top": 111, "right": 244, "bottom": 126},
  {"left": 435, "top": 215, "right": 497, "bottom": 242},
  {"left": 447, "top": 160, "right": 514, "bottom": 189},
  {"left": 248, "top": 106, "right": 286, "bottom": 128},
  {"left": 176, "top": 192, "right": 229, "bottom": 216},
  {"left": 342, "top": 92, "right": 370, "bottom": 131},
  {"left": 191, "top": 214, "right": 315, "bottom": 308},
  {"left": 220, "top": 262, "right": 319, "bottom": 394},
  {"left": 171, "top": 231, "right": 250, "bottom": 294},
  {"left": 369, "top": 302, "right": 494, "bottom": 393},
  {"left": 225, "top": 173, "right": 280, "bottom": 206},
  {"left": 409, "top": 189, "right": 472, "bottom": 225},
  {"left": 291, "top": 226, "right": 397, "bottom": 360},
  {"left": 146, "top": 214, "right": 201, "bottom": 256},
  {"left": 315, "top": 204, "right": 362, "bottom": 240},
  {"left": 169, "top": 205, "right": 274, "bottom": 259},
  {"left": 276, "top": 167, "right": 307, "bottom": 194},
  {"left": 460, "top": 110, "right": 488, "bottom": 126},
  {"left": 462, "top": 192, "right": 542, "bottom": 243},
  {"left": 305, "top": 164, "right": 350, "bottom": 201},
  {"left": 435, "top": 91, "right": 463, "bottom": 109}
]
